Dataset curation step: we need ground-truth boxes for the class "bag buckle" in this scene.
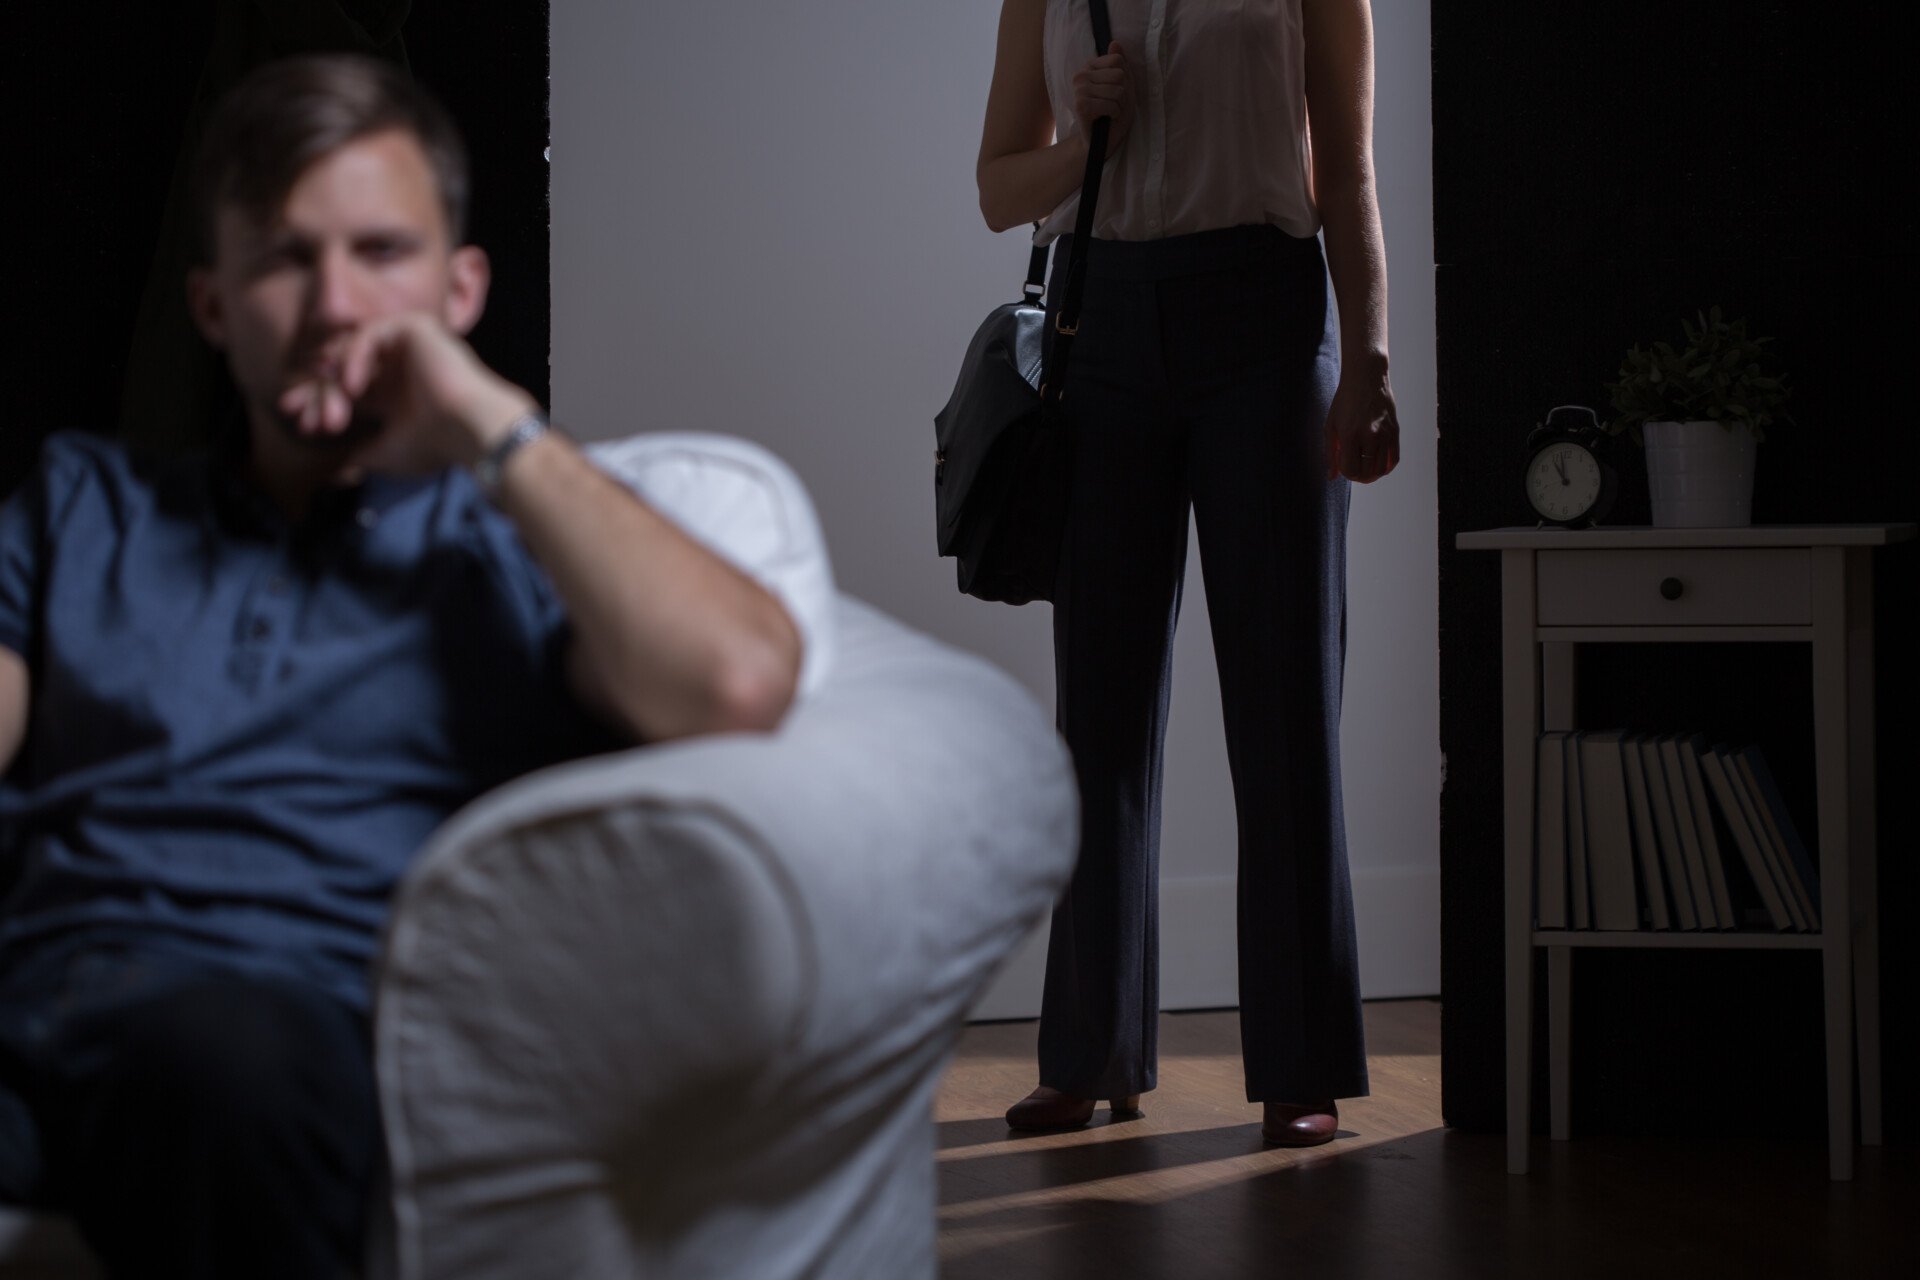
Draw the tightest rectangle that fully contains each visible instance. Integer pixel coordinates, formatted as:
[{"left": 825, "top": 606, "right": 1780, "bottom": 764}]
[{"left": 1054, "top": 314, "right": 1079, "bottom": 336}]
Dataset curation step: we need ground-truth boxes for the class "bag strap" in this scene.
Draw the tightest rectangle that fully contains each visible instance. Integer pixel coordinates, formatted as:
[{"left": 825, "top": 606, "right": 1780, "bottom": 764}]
[
  {"left": 1022, "top": 241, "right": 1048, "bottom": 305},
  {"left": 1041, "top": 0, "right": 1114, "bottom": 404}
]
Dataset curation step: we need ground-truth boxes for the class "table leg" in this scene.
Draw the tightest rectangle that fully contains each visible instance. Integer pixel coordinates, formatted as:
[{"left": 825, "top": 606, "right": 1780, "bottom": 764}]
[
  {"left": 1542, "top": 643, "right": 1576, "bottom": 732},
  {"left": 1846, "top": 550, "right": 1881, "bottom": 1146},
  {"left": 1503, "top": 550, "right": 1541, "bottom": 1174},
  {"left": 1811, "top": 547, "right": 1856, "bottom": 1181},
  {"left": 1548, "top": 945, "right": 1570, "bottom": 1140}
]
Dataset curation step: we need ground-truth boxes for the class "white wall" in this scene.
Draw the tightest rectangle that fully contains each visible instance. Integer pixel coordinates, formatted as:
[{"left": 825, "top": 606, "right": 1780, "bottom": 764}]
[{"left": 549, "top": 1, "right": 1438, "bottom": 1015}]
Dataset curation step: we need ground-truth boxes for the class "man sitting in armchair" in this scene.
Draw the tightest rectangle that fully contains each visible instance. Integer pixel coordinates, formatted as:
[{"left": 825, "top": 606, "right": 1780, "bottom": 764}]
[{"left": 0, "top": 54, "right": 800, "bottom": 1278}]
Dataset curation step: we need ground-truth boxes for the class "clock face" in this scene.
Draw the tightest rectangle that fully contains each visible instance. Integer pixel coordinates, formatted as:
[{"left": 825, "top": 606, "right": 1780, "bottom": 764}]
[{"left": 1526, "top": 440, "right": 1604, "bottom": 523}]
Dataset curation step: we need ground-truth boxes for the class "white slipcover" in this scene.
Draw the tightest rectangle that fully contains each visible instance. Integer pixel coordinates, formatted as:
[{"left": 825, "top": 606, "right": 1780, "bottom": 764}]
[{"left": 0, "top": 433, "right": 1079, "bottom": 1280}]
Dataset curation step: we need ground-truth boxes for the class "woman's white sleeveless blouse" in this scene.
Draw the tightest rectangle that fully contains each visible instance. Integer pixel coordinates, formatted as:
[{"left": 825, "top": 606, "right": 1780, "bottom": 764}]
[{"left": 1038, "top": 0, "right": 1319, "bottom": 244}]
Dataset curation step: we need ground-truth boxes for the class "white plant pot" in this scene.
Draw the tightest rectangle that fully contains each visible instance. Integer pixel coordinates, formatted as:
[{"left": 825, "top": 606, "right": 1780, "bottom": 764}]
[{"left": 1643, "top": 419, "right": 1757, "bottom": 528}]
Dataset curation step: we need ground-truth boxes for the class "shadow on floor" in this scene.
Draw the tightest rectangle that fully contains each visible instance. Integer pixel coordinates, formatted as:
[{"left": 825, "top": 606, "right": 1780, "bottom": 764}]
[{"left": 938, "top": 1127, "right": 1919, "bottom": 1280}]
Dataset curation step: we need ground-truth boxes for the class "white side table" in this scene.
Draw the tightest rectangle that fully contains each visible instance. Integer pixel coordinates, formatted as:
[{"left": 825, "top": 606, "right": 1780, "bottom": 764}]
[{"left": 1457, "top": 524, "right": 1914, "bottom": 1180}]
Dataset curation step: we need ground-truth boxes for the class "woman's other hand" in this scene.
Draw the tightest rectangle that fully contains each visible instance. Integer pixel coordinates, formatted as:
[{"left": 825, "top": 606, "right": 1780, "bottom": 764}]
[
  {"left": 1071, "top": 42, "right": 1133, "bottom": 157},
  {"left": 1324, "top": 367, "right": 1400, "bottom": 483}
]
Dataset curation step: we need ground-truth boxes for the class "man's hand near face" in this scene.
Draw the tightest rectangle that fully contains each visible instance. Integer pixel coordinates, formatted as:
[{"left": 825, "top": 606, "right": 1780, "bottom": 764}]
[{"left": 277, "top": 312, "right": 536, "bottom": 477}]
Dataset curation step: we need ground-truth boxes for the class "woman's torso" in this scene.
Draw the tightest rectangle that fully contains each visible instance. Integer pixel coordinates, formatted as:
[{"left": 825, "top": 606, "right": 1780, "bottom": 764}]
[{"left": 1038, "top": 0, "right": 1317, "bottom": 244}]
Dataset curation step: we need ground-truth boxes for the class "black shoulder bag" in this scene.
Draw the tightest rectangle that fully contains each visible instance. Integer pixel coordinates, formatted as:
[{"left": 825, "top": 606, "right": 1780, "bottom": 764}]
[{"left": 933, "top": 0, "right": 1113, "bottom": 605}]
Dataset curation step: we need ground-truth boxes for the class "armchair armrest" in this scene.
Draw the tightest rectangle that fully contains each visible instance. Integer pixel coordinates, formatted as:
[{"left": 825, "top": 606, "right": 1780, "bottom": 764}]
[{"left": 375, "top": 597, "right": 1076, "bottom": 1280}]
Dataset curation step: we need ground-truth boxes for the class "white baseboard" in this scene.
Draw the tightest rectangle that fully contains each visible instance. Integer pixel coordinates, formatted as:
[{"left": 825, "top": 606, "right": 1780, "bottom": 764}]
[{"left": 968, "top": 863, "right": 1439, "bottom": 1022}]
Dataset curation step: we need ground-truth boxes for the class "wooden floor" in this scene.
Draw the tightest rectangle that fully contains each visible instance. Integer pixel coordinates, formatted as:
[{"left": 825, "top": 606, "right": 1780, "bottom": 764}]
[{"left": 935, "top": 1000, "right": 1915, "bottom": 1279}]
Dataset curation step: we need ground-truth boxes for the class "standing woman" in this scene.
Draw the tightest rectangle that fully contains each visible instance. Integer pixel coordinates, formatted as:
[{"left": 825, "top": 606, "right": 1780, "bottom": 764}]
[{"left": 977, "top": 0, "right": 1400, "bottom": 1145}]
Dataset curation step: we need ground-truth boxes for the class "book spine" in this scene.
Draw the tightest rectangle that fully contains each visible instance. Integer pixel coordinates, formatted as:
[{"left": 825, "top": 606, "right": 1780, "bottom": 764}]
[
  {"left": 1566, "top": 731, "right": 1592, "bottom": 929},
  {"left": 1742, "top": 745, "right": 1822, "bottom": 920},
  {"left": 1698, "top": 743, "right": 1794, "bottom": 930},
  {"left": 1621, "top": 734, "right": 1672, "bottom": 929},
  {"left": 1580, "top": 732, "right": 1641, "bottom": 931},
  {"left": 1735, "top": 747, "right": 1819, "bottom": 930},
  {"left": 1536, "top": 732, "right": 1568, "bottom": 929},
  {"left": 1642, "top": 737, "right": 1699, "bottom": 929},
  {"left": 1678, "top": 736, "right": 1738, "bottom": 928},
  {"left": 1660, "top": 735, "right": 1718, "bottom": 929},
  {"left": 1718, "top": 744, "right": 1805, "bottom": 931}
]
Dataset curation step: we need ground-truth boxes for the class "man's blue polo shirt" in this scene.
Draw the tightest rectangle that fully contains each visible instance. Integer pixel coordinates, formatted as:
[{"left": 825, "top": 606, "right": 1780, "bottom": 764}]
[{"left": 0, "top": 431, "right": 620, "bottom": 1012}]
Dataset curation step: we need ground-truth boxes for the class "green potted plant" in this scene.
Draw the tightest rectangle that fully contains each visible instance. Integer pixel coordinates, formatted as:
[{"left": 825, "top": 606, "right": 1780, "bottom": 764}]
[{"left": 1604, "top": 306, "right": 1790, "bottom": 527}]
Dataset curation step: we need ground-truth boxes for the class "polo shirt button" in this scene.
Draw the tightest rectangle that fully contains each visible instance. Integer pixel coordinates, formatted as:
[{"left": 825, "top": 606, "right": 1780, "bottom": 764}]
[{"left": 357, "top": 508, "right": 379, "bottom": 530}]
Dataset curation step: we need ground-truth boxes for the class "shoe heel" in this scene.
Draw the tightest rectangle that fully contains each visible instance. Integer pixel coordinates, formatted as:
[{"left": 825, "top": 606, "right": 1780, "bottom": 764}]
[{"left": 1109, "top": 1094, "right": 1143, "bottom": 1117}]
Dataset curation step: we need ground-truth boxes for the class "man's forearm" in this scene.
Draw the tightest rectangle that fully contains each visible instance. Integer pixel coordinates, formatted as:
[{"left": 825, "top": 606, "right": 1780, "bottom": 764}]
[
  {"left": 329, "top": 320, "right": 801, "bottom": 743},
  {"left": 488, "top": 427, "right": 801, "bottom": 742}
]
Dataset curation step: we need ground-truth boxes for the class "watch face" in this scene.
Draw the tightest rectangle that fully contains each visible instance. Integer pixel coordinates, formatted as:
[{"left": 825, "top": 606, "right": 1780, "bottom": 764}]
[{"left": 1526, "top": 440, "right": 1604, "bottom": 523}]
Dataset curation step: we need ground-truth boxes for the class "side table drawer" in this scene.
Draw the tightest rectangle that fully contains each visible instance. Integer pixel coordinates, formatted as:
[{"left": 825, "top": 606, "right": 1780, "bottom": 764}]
[{"left": 1536, "top": 548, "right": 1811, "bottom": 626}]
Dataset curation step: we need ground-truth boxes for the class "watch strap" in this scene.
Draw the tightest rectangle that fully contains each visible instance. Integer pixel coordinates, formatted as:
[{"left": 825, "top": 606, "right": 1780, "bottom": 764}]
[{"left": 473, "top": 410, "right": 550, "bottom": 497}]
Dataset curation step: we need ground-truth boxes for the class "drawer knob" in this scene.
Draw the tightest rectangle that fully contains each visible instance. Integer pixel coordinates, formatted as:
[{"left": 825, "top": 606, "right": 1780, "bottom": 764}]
[{"left": 1659, "top": 576, "right": 1684, "bottom": 601}]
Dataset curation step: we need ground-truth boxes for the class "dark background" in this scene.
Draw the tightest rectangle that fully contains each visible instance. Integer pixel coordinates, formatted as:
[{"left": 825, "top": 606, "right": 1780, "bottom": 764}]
[
  {"left": 1, "top": 2, "right": 550, "bottom": 493},
  {"left": 1434, "top": 2, "right": 1918, "bottom": 1137},
  {"left": 7, "top": 0, "right": 1913, "bottom": 1146}
]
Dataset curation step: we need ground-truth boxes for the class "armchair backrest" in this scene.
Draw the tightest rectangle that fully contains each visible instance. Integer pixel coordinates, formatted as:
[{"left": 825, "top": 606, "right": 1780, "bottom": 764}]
[{"left": 586, "top": 433, "right": 837, "bottom": 697}]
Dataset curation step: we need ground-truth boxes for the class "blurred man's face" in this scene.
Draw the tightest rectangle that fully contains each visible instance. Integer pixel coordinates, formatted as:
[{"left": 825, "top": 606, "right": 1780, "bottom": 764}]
[{"left": 188, "top": 128, "right": 485, "bottom": 452}]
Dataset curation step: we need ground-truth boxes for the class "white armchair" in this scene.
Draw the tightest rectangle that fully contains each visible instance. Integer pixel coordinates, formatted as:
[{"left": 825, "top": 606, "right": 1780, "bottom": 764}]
[{"left": 0, "top": 433, "right": 1079, "bottom": 1279}]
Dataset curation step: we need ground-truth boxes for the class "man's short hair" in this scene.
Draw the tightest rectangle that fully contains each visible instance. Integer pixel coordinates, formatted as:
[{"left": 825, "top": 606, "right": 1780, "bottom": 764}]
[{"left": 189, "top": 54, "right": 470, "bottom": 264}]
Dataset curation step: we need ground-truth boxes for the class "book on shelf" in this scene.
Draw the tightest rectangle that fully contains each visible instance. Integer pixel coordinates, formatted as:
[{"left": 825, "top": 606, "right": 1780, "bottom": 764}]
[
  {"left": 1578, "top": 730, "right": 1642, "bottom": 931},
  {"left": 1528, "top": 729, "right": 1825, "bottom": 935},
  {"left": 1718, "top": 743, "right": 1809, "bottom": 930},
  {"left": 1535, "top": 731, "right": 1570, "bottom": 929},
  {"left": 1566, "top": 730, "right": 1592, "bottom": 929},
  {"left": 1620, "top": 734, "right": 1673, "bottom": 929},
  {"left": 1720, "top": 740, "right": 1804, "bottom": 932},
  {"left": 1638, "top": 736, "right": 1699, "bottom": 929},
  {"left": 1735, "top": 744, "right": 1821, "bottom": 928},
  {"left": 1672, "top": 735, "right": 1737, "bottom": 928},
  {"left": 1695, "top": 738, "right": 1797, "bottom": 931}
]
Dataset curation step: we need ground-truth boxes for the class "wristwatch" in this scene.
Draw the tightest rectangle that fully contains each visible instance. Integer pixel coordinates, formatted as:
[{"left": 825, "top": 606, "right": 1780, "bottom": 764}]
[{"left": 472, "top": 410, "right": 550, "bottom": 499}]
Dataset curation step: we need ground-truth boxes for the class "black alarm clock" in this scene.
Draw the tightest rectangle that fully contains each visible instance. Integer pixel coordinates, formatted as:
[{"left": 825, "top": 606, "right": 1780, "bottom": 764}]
[{"left": 1523, "top": 405, "right": 1617, "bottom": 527}]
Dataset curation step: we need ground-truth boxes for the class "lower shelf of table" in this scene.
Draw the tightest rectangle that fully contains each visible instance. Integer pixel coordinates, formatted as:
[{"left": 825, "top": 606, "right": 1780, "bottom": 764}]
[{"left": 1532, "top": 929, "right": 1825, "bottom": 949}]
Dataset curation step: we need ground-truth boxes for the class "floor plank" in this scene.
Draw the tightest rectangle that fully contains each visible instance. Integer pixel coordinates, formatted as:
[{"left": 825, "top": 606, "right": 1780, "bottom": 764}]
[{"left": 936, "top": 1000, "right": 1915, "bottom": 1279}]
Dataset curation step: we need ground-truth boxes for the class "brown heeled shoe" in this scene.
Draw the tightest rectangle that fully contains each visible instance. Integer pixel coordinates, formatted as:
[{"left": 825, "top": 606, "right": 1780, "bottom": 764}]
[
  {"left": 1005, "top": 1086, "right": 1145, "bottom": 1131},
  {"left": 1261, "top": 1099, "right": 1338, "bottom": 1147}
]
